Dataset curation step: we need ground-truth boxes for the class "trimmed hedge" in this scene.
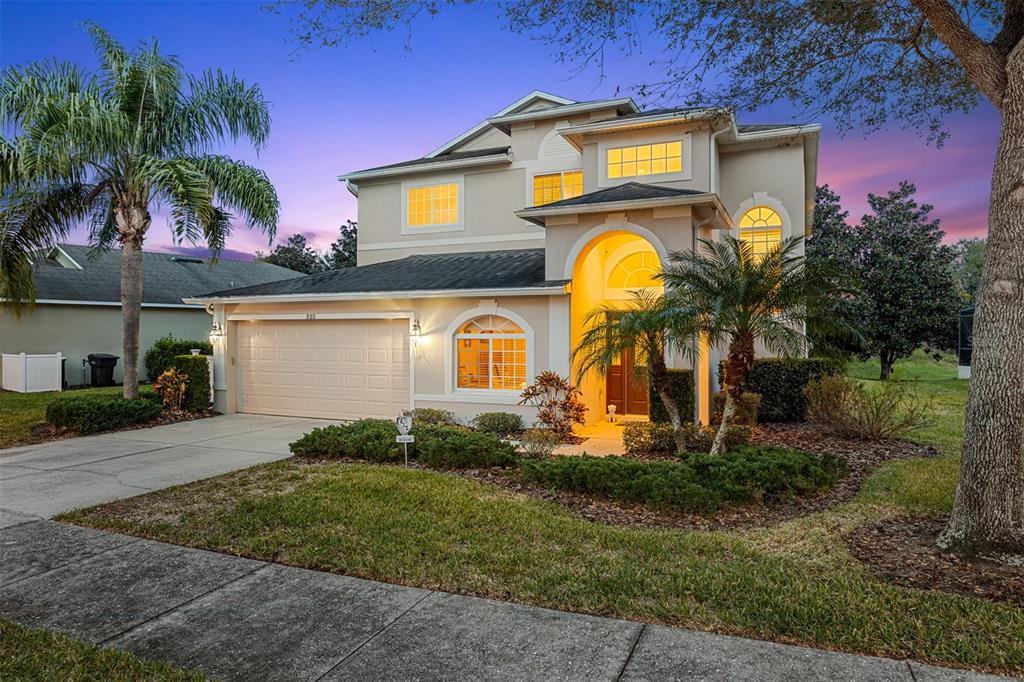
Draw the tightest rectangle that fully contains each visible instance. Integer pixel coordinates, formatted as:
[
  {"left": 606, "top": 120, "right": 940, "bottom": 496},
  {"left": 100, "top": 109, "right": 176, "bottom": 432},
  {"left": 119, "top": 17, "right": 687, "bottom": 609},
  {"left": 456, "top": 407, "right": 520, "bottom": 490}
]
[
  {"left": 172, "top": 355, "right": 211, "bottom": 412},
  {"left": 648, "top": 369, "right": 695, "bottom": 424},
  {"left": 622, "top": 421, "right": 751, "bottom": 455},
  {"left": 402, "top": 407, "right": 458, "bottom": 426},
  {"left": 144, "top": 336, "right": 211, "bottom": 381},
  {"left": 722, "top": 358, "right": 844, "bottom": 422},
  {"left": 416, "top": 426, "right": 518, "bottom": 469},
  {"left": 472, "top": 412, "right": 524, "bottom": 437},
  {"left": 46, "top": 394, "right": 162, "bottom": 434},
  {"left": 290, "top": 419, "right": 403, "bottom": 462},
  {"left": 519, "top": 446, "right": 843, "bottom": 513}
]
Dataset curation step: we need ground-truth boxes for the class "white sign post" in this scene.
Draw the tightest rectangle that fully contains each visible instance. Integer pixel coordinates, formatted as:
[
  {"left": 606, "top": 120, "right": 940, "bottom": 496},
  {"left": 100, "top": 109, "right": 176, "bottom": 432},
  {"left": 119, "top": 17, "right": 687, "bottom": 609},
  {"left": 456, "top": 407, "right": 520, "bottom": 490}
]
[{"left": 396, "top": 416, "right": 414, "bottom": 466}]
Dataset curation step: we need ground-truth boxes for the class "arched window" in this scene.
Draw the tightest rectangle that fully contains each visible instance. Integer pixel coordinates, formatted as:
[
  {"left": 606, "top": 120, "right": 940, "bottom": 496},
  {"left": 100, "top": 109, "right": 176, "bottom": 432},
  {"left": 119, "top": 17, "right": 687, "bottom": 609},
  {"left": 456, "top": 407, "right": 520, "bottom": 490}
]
[
  {"left": 607, "top": 250, "right": 661, "bottom": 290},
  {"left": 455, "top": 315, "right": 527, "bottom": 391},
  {"left": 738, "top": 206, "right": 783, "bottom": 259}
]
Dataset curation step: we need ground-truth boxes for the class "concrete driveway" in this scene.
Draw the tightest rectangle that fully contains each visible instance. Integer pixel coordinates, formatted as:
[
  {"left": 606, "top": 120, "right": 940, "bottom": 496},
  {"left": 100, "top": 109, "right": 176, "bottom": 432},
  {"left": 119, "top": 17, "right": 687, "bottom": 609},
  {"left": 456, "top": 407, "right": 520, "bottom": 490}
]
[{"left": 0, "top": 414, "right": 330, "bottom": 519}]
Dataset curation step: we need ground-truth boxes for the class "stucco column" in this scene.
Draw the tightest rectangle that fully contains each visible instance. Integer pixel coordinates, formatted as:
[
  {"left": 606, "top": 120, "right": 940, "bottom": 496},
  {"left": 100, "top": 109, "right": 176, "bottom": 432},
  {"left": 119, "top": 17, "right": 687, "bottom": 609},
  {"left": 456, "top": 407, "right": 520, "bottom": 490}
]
[
  {"left": 210, "top": 304, "right": 229, "bottom": 413},
  {"left": 695, "top": 333, "right": 712, "bottom": 425},
  {"left": 548, "top": 295, "right": 571, "bottom": 379}
]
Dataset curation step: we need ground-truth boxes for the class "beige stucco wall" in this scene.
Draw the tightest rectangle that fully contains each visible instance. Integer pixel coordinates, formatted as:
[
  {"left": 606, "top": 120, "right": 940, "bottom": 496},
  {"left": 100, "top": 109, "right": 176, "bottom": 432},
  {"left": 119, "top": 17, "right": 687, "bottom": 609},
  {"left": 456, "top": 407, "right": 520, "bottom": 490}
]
[
  {"left": 718, "top": 141, "right": 808, "bottom": 239},
  {"left": 218, "top": 294, "right": 565, "bottom": 423},
  {"left": 0, "top": 304, "right": 212, "bottom": 386}
]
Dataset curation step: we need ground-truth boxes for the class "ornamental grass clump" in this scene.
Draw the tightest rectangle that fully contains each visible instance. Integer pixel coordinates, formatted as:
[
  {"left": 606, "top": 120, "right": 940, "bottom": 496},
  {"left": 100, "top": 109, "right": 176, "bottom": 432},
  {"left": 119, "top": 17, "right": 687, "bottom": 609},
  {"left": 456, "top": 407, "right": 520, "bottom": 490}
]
[{"left": 805, "top": 374, "right": 934, "bottom": 441}]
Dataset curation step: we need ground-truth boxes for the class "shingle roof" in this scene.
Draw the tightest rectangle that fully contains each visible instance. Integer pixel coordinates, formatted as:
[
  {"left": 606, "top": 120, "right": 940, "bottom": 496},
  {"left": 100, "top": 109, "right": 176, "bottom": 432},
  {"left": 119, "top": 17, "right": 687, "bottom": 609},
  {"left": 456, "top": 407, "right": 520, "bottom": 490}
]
[
  {"left": 346, "top": 146, "right": 511, "bottom": 175},
  {"left": 31, "top": 244, "right": 304, "bottom": 305},
  {"left": 612, "top": 107, "right": 712, "bottom": 121},
  {"left": 533, "top": 182, "right": 706, "bottom": 210},
  {"left": 736, "top": 123, "right": 806, "bottom": 133},
  {"left": 198, "top": 249, "right": 565, "bottom": 299}
]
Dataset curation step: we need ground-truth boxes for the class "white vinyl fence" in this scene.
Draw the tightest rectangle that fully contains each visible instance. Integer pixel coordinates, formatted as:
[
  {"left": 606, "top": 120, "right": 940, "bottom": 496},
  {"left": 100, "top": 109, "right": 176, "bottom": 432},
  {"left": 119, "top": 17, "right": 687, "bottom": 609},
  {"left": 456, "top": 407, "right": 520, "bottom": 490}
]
[{"left": 2, "top": 353, "right": 64, "bottom": 393}]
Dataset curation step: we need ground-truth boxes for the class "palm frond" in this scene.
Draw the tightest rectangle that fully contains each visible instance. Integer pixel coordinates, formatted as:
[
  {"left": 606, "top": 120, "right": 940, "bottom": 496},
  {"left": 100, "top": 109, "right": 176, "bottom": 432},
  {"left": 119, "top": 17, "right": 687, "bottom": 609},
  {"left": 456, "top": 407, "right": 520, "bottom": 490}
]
[
  {"left": 177, "top": 69, "right": 271, "bottom": 152},
  {"left": 190, "top": 154, "right": 278, "bottom": 236}
]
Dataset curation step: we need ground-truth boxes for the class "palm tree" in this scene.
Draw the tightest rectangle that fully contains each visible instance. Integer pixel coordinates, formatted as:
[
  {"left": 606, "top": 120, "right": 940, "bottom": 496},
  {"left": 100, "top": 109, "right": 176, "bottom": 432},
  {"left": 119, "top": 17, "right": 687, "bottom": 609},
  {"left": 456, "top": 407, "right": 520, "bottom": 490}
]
[
  {"left": 572, "top": 289, "right": 697, "bottom": 448},
  {"left": 661, "top": 235, "right": 851, "bottom": 454},
  {"left": 0, "top": 24, "right": 279, "bottom": 398}
]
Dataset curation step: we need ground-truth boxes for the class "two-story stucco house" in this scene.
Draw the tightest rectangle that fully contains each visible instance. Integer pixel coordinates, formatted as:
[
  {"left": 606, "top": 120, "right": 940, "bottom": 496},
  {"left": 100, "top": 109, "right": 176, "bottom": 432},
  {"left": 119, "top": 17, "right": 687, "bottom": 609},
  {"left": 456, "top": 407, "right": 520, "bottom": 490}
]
[{"left": 188, "top": 91, "right": 819, "bottom": 425}]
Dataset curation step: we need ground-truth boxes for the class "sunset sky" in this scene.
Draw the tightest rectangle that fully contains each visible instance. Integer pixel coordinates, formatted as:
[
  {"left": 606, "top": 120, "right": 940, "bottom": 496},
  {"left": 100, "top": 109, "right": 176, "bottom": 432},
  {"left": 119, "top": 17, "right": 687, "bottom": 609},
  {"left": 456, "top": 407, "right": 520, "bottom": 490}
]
[{"left": 2, "top": 1, "right": 998, "bottom": 260}]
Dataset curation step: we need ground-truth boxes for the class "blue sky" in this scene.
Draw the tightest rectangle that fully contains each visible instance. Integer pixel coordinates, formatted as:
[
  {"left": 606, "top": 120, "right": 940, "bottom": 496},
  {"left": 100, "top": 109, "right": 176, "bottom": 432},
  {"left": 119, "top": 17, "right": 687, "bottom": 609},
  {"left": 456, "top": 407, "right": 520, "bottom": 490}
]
[{"left": 1, "top": 1, "right": 998, "bottom": 258}]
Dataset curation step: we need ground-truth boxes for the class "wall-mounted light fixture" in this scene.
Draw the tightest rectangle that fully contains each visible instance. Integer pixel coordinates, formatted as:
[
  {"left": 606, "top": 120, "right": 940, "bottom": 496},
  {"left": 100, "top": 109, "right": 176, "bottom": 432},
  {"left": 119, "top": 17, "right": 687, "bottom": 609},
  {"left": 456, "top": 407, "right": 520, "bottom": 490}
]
[
  {"left": 209, "top": 320, "right": 225, "bottom": 341},
  {"left": 411, "top": 319, "right": 422, "bottom": 346}
]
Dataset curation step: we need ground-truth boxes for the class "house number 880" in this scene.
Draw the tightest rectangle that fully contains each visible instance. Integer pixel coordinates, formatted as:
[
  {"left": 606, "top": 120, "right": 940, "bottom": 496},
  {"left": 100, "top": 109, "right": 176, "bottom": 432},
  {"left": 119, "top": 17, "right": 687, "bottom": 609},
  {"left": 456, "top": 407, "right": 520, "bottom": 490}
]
[{"left": 305, "top": 313, "right": 317, "bottom": 320}]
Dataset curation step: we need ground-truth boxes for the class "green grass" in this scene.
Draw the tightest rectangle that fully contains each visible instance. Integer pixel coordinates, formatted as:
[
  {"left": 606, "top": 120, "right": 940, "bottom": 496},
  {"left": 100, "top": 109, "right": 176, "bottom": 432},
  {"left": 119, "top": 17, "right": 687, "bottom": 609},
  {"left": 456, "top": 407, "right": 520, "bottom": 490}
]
[
  {"left": 63, "top": 350, "right": 1021, "bottom": 674},
  {"left": 0, "top": 385, "right": 155, "bottom": 449},
  {"left": 0, "top": 619, "right": 205, "bottom": 681}
]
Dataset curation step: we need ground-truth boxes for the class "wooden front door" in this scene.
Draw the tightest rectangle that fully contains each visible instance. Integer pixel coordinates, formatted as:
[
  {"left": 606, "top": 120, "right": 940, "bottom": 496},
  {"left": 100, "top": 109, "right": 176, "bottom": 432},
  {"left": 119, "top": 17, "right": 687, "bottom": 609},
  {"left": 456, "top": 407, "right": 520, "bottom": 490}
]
[{"left": 606, "top": 346, "right": 649, "bottom": 416}]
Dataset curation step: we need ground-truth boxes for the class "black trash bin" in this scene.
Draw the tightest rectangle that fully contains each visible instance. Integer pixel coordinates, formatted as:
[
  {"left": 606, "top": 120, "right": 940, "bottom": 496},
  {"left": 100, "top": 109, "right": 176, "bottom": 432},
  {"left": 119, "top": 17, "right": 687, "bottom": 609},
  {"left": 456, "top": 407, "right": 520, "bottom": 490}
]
[{"left": 87, "top": 353, "right": 119, "bottom": 386}]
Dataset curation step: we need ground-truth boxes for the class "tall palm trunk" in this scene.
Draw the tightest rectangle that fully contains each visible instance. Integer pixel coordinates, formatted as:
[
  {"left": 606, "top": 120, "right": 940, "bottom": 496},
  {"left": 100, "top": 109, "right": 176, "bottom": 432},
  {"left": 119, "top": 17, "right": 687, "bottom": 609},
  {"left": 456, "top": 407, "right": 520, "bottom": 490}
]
[
  {"left": 710, "top": 332, "right": 755, "bottom": 455},
  {"left": 939, "top": 42, "right": 1024, "bottom": 557},
  {"left": 649, "top": 352, "right": 686, "bottom": 450},
  {"left": 116, "top": 204, "right": 150, "bottom": 399}
]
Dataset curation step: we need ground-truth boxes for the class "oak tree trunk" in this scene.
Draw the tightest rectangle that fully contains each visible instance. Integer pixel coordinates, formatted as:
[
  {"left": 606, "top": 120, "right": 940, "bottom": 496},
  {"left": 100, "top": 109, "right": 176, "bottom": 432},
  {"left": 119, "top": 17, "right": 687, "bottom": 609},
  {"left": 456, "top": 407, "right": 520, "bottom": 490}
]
[
  {"left": 710, "top": 332, "right": 755, "bottom": 455},
  {"left": 879, "top": 351, "right": 894, "bottom": 381},
  {"left": 939, "top": 41, "right": 1024, "bottom": 558},
  {"left": 116, "top": 204, "right": 150, "bottom": 400}
]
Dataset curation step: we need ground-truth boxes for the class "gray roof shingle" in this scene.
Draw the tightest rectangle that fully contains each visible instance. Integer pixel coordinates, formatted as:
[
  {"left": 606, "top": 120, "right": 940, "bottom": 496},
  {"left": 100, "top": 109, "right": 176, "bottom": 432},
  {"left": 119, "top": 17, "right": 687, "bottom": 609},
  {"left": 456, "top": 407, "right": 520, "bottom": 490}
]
[
  {"left": 32, "top": 244, "right": 304, "bottom": 305},
  {"left": 736, "top": 123, "right": 806, "bottom": 133},
  {"left": 347, "top": 146, "right": 511, "bottom": 175},
  {"left": 199, "top": 249, "right": 565, "bottom": 299},
  {"left": 532, "top": 182, "right": 706, "bottom": 210}
]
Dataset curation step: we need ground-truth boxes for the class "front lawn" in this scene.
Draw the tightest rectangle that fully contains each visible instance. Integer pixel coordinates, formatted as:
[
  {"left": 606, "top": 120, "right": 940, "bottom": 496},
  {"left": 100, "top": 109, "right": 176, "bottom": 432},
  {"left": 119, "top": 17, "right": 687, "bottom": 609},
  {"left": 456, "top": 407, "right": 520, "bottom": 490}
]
[
  {"left": 62, "top": 351, "right": 1023, "bottom": 675},
  {"left": 0, "top": 386, "right": 154, "bottom": 449},
  {"left": 0, "top": 618, "right": 204, "bottom": 681}
]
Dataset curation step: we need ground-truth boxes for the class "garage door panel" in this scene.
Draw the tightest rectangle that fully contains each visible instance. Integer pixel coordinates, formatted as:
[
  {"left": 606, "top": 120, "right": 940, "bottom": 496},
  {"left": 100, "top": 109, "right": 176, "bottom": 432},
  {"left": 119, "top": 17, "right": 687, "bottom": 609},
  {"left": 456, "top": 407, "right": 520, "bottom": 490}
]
[{"left": 237, "top": 319, "right": 410, "bottom": 420}]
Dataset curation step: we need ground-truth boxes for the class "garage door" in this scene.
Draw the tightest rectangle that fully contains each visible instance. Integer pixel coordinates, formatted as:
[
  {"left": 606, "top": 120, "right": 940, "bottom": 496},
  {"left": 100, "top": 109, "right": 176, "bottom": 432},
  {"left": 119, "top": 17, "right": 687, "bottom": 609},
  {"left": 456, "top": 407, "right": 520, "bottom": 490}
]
[{"left": 236, "top": 318, "right": 410, "bottom": 420}]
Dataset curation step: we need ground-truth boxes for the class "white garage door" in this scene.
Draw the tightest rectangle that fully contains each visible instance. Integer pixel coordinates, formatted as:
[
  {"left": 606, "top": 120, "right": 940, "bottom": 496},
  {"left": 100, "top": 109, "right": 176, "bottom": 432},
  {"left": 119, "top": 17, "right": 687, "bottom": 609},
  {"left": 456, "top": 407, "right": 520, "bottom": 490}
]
[{"left": 236, "top": 318, "right": 410, "bottom": 420}]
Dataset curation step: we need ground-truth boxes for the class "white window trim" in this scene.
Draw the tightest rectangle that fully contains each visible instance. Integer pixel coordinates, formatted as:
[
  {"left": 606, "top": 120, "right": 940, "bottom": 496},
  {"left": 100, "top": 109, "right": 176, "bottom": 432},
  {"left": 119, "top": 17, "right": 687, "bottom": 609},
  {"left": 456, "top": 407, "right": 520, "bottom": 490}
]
[
  {"left": 598, "top": 133, "right": 693, "bottom": 187},
  {"left": 401, "top": 176, "right": 465, "bottom": 234},
  {"left": 444, "top": 302, "right": 536, "bottom": 396},
  {"left": 602, "top": 241, "right": 664, "bottom": 300},
  {"left": 530, "top": 169, "right": 584, "bottom": 207},
  {"left": 731, "top": 192, "right": 793, "bottom": 241}
]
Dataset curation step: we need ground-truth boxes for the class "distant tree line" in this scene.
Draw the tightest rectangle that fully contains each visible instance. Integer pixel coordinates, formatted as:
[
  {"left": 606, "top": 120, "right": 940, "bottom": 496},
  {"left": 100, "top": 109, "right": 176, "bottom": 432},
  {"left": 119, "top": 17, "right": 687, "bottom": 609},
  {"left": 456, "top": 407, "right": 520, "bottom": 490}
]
[{"left": 256, "top": 220, "right": 357, "bottom": 274}]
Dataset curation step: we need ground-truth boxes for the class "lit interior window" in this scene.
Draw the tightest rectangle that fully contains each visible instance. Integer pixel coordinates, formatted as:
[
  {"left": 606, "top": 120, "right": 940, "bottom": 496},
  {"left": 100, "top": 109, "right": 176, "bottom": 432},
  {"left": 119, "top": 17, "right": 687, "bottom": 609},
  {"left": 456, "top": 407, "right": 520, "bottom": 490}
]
[
  {"left": 607, "top": 142, "right": 682, "bottom": 179},
  {"left": 608, "top": 250, "right": 662, "bottom": 289},
  {"left": 738, "top": 205, "right": 783, "bottom": 259},
  {"left": 456, "top": 315, "right": 527, "bottom": 391},
  {"left": 532, "top": 170, "right": 584, "bottom": 206},
  {"left": 408, "top": 183, "right": 458, "bottom": 227}
]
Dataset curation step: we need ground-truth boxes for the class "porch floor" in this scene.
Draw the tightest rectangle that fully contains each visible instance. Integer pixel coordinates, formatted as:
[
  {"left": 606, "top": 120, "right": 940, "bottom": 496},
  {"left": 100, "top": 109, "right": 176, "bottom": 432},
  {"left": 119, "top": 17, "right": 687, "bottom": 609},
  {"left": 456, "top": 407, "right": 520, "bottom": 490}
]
[{"left": 553, "top": 418, "right": 643, "bottom": 457}]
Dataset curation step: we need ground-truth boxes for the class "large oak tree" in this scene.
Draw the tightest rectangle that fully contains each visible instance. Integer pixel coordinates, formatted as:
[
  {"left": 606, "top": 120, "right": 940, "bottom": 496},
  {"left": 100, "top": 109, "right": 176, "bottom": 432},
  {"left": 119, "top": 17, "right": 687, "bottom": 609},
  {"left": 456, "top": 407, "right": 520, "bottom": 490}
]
[{"left": 278, "top": 0, "right": 1024, "bottom": 558}]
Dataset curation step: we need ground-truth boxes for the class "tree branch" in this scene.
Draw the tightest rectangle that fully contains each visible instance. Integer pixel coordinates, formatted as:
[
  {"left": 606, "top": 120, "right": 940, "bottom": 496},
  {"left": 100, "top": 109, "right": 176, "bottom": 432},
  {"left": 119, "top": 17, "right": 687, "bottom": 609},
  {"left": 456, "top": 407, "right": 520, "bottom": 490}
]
[
  {"left": 911, "top": 0, "right": 1006, "bottom": 107},
  {"left": 992, "top": 0, "right": 1024, "bottom": 59}
]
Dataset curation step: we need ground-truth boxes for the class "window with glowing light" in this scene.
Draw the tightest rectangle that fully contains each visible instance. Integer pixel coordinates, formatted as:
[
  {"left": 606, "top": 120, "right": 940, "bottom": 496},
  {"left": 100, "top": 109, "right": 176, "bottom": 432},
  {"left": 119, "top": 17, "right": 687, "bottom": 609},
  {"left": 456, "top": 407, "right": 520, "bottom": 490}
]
[
  {"left": 607, "top": 141, "right": 682, "bottom": 179},
  {"left": 738, "top": 206, "right": 783, "bottom": 259},
  {"left": 455, "top": 315, "right": 527, "bottom": 391},
  {"left": 532, "top": 171, "right": 583, "bottom": 206},
  {"left": 407, "top": 183, "right": 458, "bottom": 227},
  {"left": 607, "top": 250, "right": 662, "bottom": 290}
]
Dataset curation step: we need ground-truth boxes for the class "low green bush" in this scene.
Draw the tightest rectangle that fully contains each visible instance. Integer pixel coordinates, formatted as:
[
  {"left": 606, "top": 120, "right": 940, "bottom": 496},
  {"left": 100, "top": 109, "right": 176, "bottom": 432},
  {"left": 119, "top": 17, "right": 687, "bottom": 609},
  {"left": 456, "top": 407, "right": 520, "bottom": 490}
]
[
  {"left": 724, "top": 358, "right": 843, "bottom": 422},
  {"left": 289, "top": 419, "right": 402, "bottom": 462},
  {"left": 518, "top": 428, "right": 561, "bottom": 459},
  {"left": 402, "top": 407, "right": 458, "bottom": 426},
  {"left": 472, "top": 412, "right": 524, "bottom": 436},
  {"left": 144, "top": 336, "right": 211, "bottom": 381},
  {"left": 621, "top": 421, "right": 752, "bottom": 455},
  {"left": 712, "top": 391, "right": 762, "bottom": 425},
  {"left": 46, "top": 394, "right": 162, "bottom": 434},
  {"left": 519, "top": 446, "right": 842, "bottom": 513},
  {"left": 172, "top": 355, "right": 211, "bottom": 413},
  {"left": 648, "top": 369, "right": 695, "bottom": 424},
  {"left": 416, "top": 426, "right": 519, "bottom": 469}
]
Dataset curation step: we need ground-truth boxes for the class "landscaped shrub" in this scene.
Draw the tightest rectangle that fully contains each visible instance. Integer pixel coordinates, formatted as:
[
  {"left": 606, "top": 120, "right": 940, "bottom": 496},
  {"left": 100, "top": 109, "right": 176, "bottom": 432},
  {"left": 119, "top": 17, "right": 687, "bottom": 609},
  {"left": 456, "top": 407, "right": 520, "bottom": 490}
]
[
  {"left": 402, "top": 407, "right": 458, "bottom": 426},
  {"left": 415, "top": 426, "right": 518, "bottom": 469},
  {"left": 46, "top": 395, "right": 161, "bottom": 434},
  {"left": 172, "top": 355, "right": 211, "bottom": 412},
  {"left": 805, "top": 374, "right": 934, "bottom": 441},
  {"left": 648, "top": 369, "right": 695, "bottom": 424},
  {"left": 722, "top": 358, "right": 843, "bottom": 422},
  {"left": 289, "top": 418, "right": 403, "bottom": 462},
  {"left": 152, "top": 368, "right": 188, "bottom": 411},
  {"left": 518, "top": 428, "right": 561, "bottom": 459},
  {"left": 712, "top": 391, "right": 762, "bottom": 425},
  {"left": 623, "top": 422, "right": 677, "bottom": 454},
  {"left": 472, "top": 412, "right": 524, "bottom": 437},
  {"left": 518, "top": 372, "right": 587, "bottom": 441},
  {"left": 144, "top": 336, "right": 212, "bottom": 380},
  {"left": 519, "top": 446, "right": 841, "bottom": 513}
]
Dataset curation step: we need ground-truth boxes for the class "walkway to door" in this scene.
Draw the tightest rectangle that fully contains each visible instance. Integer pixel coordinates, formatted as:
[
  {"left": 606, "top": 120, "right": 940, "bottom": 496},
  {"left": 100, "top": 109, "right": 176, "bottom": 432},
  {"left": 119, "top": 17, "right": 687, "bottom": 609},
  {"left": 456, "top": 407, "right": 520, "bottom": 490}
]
[{"left": 554, "top": 419, "right": 633, "bottom": 456}]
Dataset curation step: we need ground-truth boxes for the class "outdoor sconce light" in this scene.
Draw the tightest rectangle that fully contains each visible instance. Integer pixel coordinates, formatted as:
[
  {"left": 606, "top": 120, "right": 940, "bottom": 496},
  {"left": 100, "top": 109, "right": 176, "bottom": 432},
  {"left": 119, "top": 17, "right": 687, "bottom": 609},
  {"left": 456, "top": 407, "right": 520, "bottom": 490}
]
[
  {"left": 411, "top": 319, "right": 422, "bottom": 346},
  {"left": 209, "top": 321, "right": 225, "bottom": 341}
]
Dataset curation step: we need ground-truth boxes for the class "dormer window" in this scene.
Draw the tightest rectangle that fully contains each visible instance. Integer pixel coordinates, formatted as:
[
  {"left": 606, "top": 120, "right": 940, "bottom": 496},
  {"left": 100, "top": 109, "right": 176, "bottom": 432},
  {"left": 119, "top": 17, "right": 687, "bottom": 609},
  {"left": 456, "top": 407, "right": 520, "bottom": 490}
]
[
  {"left": 407, "top": 182, "right": 459, "bottom": 227},
  {"left": 607, "top": 142, "right": 682, "bottom": 179},
  {"left": 532, "top": 171, "right": 583, "bottom": 206}
]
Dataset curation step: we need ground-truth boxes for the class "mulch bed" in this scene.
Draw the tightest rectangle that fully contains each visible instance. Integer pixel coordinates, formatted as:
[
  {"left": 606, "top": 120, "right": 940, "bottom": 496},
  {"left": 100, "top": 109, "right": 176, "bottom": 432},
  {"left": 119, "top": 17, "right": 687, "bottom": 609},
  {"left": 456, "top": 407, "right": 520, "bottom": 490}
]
[
  {"left": 23, "top": 409, "right": 216, "bottom": 446},
  {"left": 844, "top": 516, "right": 1024, "bottom": 607}
]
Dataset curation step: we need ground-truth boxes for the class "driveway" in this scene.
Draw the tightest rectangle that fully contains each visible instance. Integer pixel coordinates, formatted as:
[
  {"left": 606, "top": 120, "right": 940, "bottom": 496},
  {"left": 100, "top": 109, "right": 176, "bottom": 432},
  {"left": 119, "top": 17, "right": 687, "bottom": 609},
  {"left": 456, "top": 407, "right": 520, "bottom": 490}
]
[{"left": 0, "top": 414, "right": 328, "bottom": 519}]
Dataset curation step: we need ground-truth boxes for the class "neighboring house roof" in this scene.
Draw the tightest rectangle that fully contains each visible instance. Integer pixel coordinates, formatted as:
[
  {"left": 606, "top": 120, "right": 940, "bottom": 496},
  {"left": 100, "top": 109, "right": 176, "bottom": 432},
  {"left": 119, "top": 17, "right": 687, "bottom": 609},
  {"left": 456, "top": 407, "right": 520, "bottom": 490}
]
[
  {"left": 27, "top": 244, "right": 303, "bottom": 307},
  {"left": 194, "top": 249, "right": 567, "bottom": 300}
]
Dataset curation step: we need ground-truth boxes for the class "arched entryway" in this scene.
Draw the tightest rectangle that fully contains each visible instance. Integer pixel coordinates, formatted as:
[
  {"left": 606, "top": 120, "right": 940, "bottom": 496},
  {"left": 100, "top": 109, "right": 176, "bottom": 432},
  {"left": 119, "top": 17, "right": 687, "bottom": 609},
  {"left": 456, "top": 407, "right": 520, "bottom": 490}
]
[{"left": 567, "top": 227, "right": 666, "bottom": 422}]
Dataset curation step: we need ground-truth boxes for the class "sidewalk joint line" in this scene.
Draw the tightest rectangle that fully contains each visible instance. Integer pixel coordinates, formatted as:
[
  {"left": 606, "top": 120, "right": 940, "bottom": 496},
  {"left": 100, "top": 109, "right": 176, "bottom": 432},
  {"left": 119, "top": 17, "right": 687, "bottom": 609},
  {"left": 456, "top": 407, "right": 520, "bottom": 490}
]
[
  {"left": 905, "top": 660, "right": 917, "bottom": 681},
  {"left": 313, "top": 589, "right": 436, "bottom": 681},
  {"left": 615, "top": 623, "right": 647, "bottom": 681},
  {"left": 0, "top": 534, "right": 145, "bottom": 589},
  {"left": 97, "top": 561, "right": 271, "bottom": 646}
]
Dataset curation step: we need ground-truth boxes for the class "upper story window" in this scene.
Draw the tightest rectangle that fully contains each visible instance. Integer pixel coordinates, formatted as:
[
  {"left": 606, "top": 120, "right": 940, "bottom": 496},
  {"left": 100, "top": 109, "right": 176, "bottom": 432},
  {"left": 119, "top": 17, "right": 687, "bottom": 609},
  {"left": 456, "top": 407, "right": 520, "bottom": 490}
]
[
  {"left": 408, "top": 182, "right": 458, "bottom": 227},
  {"left": 533, "top": 171, "right": 583, "bottom": 206},
  {"left": 607, "top": 142, "right": 682, "bottom": 179},
  {"left": 738, "top": 206, "right": 783, "bottom": 259},
  {"left": 455, "top": 315, "right": 527, "bottom": 391}
]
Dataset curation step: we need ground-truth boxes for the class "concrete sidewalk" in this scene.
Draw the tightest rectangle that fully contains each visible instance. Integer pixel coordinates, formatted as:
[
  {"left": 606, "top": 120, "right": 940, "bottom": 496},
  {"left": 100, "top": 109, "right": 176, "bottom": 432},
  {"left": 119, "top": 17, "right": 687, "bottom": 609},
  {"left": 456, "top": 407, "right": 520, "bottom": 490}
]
[
  {"left": 0, "top": 414, "right": 329, "bottom": 518},
  {"left": 0, "top": 518, "right": 1006, "bottom": 681}
]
